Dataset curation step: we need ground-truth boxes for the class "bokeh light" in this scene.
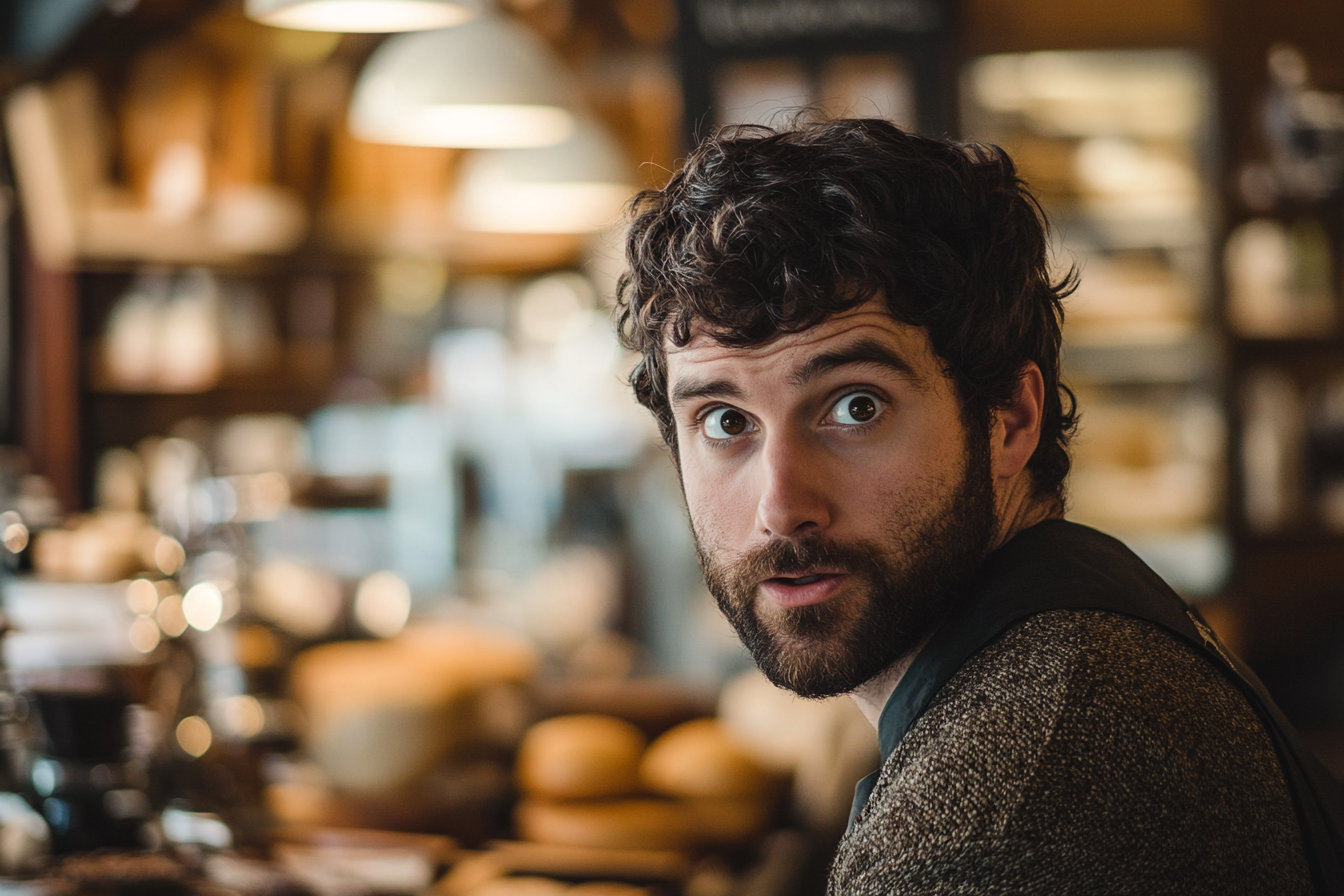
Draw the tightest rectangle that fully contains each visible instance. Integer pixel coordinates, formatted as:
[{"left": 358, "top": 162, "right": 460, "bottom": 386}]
[
  {"left": 156, "top": 594, "right": 189, "bottom": 637},
  {"left": 354, "top": 570, "right": 412, "bottom": 638},
  {"left": 128, "top": 617, "right": 162, "bottom": 654},
  {"left": 1, "top": 511, "right": 29, "bottom": 554},
  {"left": 176, "top": 716, "right": 212, "bottom": 758},
  {"left": 218, "top": 695, "right": 266, "bottom": 739},
  {"left": 183, "top": 582, "right": 224, "bottom": 631},
  {"left": 126, "top": 578, "right": 160, "bottom": 616},
  {"left": 154, "top": 536, "right": 186, "bottom": 575}
]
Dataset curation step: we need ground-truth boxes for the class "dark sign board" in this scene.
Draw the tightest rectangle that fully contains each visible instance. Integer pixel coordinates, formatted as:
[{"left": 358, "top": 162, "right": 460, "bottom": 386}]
[
  {"left": 692, "top": 0, "right": 943, "bottom": 46},
  {"left": 677, "top": 0, "right": 952, "bottom": 146}
]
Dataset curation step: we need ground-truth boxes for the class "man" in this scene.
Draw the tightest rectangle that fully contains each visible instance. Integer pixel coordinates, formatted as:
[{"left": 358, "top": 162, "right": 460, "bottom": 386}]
[{"left": 615, "top": 119, "right": 1323, "bottom": 892}]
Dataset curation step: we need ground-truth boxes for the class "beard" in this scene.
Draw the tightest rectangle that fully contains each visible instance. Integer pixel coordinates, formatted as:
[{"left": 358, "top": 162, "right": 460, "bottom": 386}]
[{"left": 696, "top": 426, "right": 998, "bottom": 699}]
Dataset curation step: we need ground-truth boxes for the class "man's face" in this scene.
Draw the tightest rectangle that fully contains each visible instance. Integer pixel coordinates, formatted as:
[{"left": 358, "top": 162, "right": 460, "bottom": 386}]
[{"left": 666, "top": 299, "right": 998, "bottom": 698}]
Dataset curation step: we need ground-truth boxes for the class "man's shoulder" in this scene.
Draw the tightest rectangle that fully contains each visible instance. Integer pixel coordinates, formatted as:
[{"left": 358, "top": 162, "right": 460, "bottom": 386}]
[
  {"left": 968, "top": 606, "right": 1213, "bottom": 691},
  {"left": 833, "top": 609, "right": 1313, "bottom": 895},
  {"left": 884, "top": 608, "right": 1262, "bottom": 797},
  {"left": 905, "top": 608, "right": 1287, "bottom": 806}
]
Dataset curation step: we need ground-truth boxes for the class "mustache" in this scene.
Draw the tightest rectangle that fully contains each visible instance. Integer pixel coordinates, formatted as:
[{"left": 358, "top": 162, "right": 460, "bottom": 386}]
[{"left": 702, "top": 536, "right": 884, "bottom": 594}]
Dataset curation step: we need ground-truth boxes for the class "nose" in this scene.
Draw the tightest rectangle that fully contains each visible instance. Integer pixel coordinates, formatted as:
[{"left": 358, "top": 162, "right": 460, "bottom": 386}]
[{"left": 754, "top": 429, "right": 833, "bottom": 539}]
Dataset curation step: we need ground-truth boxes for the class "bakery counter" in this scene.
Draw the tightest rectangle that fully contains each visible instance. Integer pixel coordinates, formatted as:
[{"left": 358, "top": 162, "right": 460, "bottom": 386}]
[
  {"left": 0, "top": 665, "right": 863, "bottom": 896},
  {"left": 0, "top": 823, "right": 820, "bottom": 896},
  {"left": 0, "top": 573, "right": 872, "bottom": 896}
]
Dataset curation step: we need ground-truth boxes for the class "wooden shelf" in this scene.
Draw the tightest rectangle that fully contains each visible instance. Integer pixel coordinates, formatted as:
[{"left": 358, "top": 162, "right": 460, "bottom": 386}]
[
  {"left": 1063, "top": 335, "right": 1219, "bottom": 385},
  {"left": 84, "top": 339, "right": 335, "bottom": 395},
  {"left": 1229, "top": 334, "right": 1344, "bottom": 353},
  {"left": 86, "top": 372, "right": 332, "bottom": 398}
]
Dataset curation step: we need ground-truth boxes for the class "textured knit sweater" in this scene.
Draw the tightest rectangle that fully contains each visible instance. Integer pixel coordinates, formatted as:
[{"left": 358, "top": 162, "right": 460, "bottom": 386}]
[{"left": 830, "top": 609, "right": 1314, "bottom": 894}]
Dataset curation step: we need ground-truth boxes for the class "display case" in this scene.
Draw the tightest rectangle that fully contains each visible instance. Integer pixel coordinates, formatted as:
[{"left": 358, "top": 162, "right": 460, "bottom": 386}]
[{"left": 961, "top": 49, "right": 1229, "bottom": 599}]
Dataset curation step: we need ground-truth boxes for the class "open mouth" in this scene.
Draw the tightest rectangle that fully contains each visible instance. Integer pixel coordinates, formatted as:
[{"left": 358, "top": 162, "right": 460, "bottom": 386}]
[
  {"left": 758, "top": 571, "right": 845, "bottom": 608},
  {"left": 756, "top": 570, "right": 846, "bottom": 609},
  {"left": 768, "top": 573, "right": 837, "bottom": 586}
]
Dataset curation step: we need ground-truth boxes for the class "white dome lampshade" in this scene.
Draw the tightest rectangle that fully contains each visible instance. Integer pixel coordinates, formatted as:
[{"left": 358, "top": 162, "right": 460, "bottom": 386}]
[
  {"left": 453, "top": 118, "right": 636, "bottom": 233},
  {"left": 348, "top": 17, "right": 576, "bottom": 149},
  {"left": 246, "top": 0, "right": 479, "bottom": 32}
]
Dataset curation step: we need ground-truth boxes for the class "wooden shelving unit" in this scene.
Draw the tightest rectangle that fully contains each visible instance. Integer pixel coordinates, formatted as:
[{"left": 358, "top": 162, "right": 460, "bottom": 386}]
[
  {"left": 1207, "top": 3, "right": 1344, "bottom": 731},
  {"left": 957, "top": 0, "right": 1344, "bottom": 732}
]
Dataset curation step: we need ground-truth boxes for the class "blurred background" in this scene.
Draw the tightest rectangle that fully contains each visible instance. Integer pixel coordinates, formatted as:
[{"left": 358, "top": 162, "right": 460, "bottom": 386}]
[{"left": 0, "top": 0, "right": 1338, "bottom": 893}]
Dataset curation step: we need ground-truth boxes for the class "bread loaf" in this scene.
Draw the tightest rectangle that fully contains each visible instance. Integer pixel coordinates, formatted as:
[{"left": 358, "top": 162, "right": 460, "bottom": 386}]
[
  {"left": 639, "top": 718, "right": 771, "bottom": 799},
  {"left": 568, "top": 884, "right": 651, "bottom": 896},
  {"left": 516, "top": 715, "right": 646, "bottom": 800},
  {"left": 514, "top": 798, "right": 693, "bottom": 851},
  {"left": 466, "top": 876, "right": 569, "bottom": 896}
]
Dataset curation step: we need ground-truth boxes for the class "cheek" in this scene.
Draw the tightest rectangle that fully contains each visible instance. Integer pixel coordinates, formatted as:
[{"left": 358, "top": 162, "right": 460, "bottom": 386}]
[
  {"left": 681, "top": 456, "right": 754, "bottom": 547},
  {"left": 854, "top": 413, "right": 967, "bottom": 504}
]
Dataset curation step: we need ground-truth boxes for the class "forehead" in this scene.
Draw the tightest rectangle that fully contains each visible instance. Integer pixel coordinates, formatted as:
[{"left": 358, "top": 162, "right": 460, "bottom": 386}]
[{"left": 665, "top": 301, "right": 941, "bottom": 381}]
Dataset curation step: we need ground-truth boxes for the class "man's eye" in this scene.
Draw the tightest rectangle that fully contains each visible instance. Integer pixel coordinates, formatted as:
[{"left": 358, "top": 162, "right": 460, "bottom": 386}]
[
  {"left": 704, "top": 407, "right": 750, "bottom": 440},
  {"left": 831, "top": 392, "right": 882, "bottom": 425}
]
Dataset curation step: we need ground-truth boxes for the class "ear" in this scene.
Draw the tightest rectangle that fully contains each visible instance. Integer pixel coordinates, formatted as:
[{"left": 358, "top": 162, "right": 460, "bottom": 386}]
[{"left": 992, "top": 362, "right": 1045, "bottom": 482}]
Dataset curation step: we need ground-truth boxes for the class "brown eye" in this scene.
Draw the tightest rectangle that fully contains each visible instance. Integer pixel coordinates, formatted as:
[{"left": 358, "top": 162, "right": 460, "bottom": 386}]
[
  {"left": 705, "top": 407, "right": 749, "bottom": 439},
  {"left": 833, "top": 392, "right": 880, "bottom": 425}
]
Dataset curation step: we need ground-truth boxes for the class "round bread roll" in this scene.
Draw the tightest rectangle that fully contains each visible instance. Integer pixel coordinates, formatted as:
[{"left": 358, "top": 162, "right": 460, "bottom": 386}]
[
  {"left": 639, "top": 718, "right": 771, "bottom": 799},
  {"left": 515, "top": 798, "right": 693, "bottom": 851},
  {"left": 517, "top": 715, "right": 646, "bottom": 800}
]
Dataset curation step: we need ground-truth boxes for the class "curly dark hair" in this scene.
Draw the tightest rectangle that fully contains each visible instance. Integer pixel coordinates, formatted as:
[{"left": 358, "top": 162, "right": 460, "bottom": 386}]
[{"left": 614, "top": 118, "right": 1078, "bottom": 502}]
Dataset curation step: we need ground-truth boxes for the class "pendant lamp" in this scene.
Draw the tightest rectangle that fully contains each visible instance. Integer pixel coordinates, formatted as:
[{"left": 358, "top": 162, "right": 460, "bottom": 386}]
[
  {"left": 348, "top": 16, "right": 575, "bottom": 149},
  {"left": 453, "top": 117, "right": 635, "bottom": 233},
  {"left": 246, "top": 0, "right": 478, "bottom": 32}
]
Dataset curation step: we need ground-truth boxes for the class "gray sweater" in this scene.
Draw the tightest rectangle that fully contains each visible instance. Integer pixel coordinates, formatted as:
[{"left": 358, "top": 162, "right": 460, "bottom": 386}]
[{"left": 830, "top": 610, "right": 1313, "bottom": 894}]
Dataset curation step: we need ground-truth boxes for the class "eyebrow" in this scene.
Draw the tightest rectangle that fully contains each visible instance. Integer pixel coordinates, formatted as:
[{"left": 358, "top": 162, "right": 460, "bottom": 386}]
[
  {"left": 789, "top": 336, "right": 922, "bottom": 389},
  {"left": 670, "top": 377, "right": 744, "bottom": 407},
  {"left": 669, "top": 336, "right": 922, "bottom": 409}
]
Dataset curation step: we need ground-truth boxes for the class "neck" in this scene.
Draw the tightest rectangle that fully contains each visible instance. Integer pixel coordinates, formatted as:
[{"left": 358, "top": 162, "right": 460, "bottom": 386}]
[
  {"left": 992, "top": 477, "right": 1062, "bottom": 552},
  {"left": 848, "top": 632, "right": 929, "bottom": 728},
  {"left": 848, "top": 490, "right": 1062, "bottom": 731}
]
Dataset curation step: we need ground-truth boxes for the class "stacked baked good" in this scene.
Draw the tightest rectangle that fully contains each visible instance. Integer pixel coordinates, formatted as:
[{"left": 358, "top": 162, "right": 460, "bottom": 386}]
[{"left": 514, "top": 715, "right": 779, "bottom": 851}]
